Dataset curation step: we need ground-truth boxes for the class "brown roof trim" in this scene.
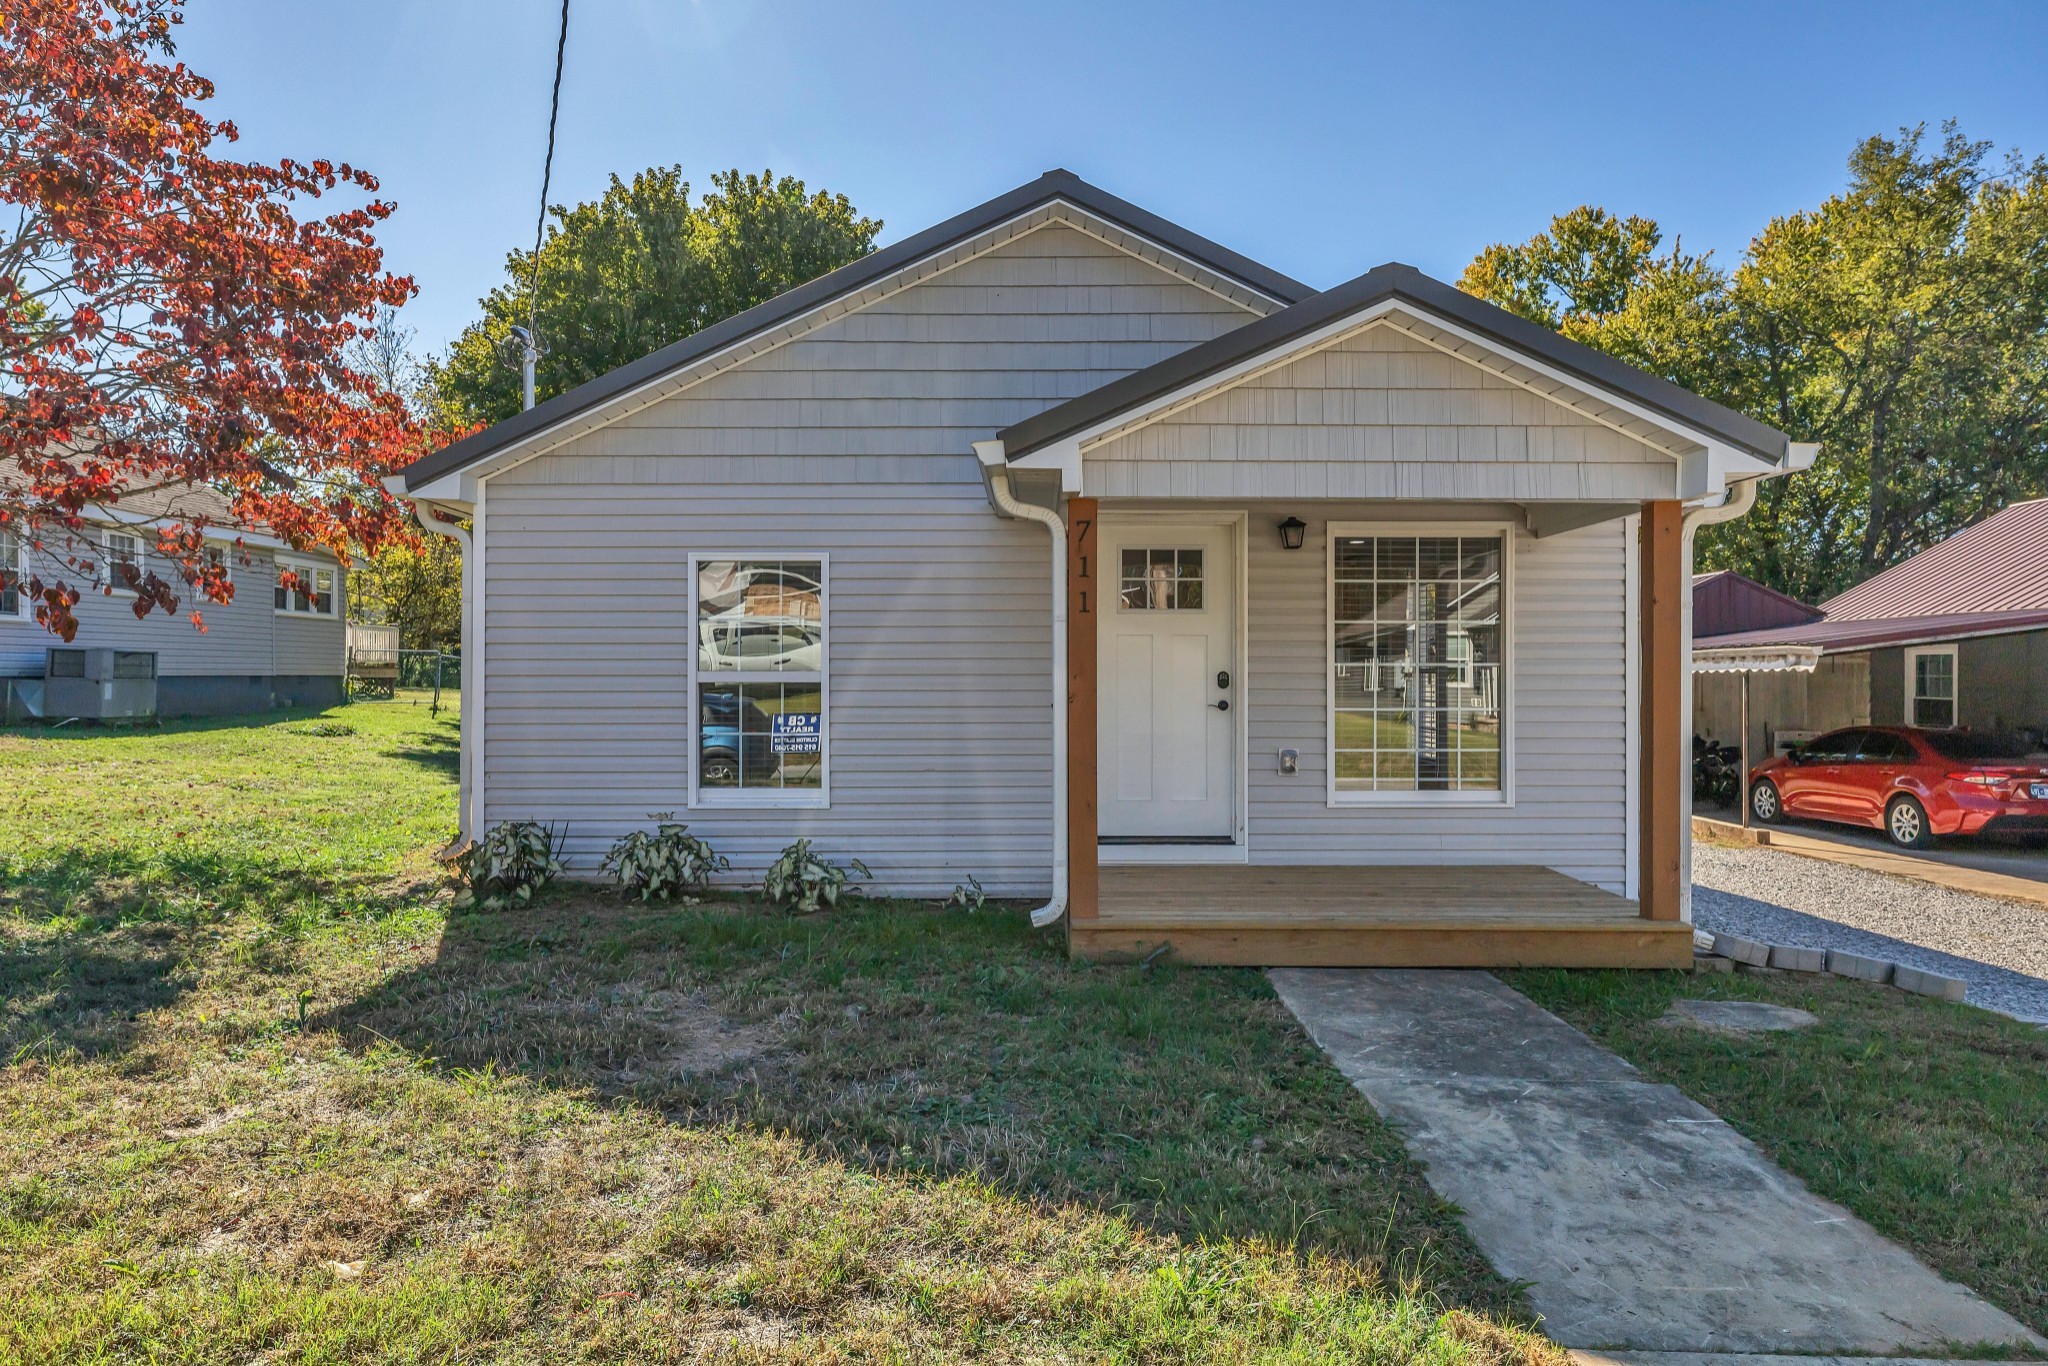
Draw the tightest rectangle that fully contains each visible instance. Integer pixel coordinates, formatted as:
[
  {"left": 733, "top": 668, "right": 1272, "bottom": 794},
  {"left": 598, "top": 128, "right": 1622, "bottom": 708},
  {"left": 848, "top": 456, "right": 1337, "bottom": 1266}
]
[
  {"left": 398, "top": 170, "right": 1313, "bottom": 490},
  {"left": 998, "top": 262, "right": 1792, "bottom": 463}
]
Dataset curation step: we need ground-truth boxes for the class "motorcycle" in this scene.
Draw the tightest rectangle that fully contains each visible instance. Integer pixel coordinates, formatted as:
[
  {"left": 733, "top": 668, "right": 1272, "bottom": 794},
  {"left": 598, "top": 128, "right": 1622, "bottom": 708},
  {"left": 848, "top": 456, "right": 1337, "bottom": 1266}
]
[{"left": 1692, "top": 734, "right": 1741, "bottom": 807}]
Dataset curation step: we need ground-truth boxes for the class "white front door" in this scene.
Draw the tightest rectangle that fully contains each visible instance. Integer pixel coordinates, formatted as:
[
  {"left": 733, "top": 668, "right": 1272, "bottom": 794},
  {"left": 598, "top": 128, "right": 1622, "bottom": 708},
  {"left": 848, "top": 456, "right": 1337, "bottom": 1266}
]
[{"left": 1098, "top": 522, "right": 1238, "bottom": 840}]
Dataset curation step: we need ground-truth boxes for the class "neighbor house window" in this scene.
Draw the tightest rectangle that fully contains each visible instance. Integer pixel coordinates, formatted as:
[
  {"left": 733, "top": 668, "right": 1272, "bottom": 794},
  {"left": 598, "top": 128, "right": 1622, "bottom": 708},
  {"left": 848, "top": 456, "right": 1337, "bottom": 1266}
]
[
  {"left": 1, "top": 529, "right": 25, "bottom": 620},
  {"left": 274, "top": 558, "right": 337, "bottom": 616},
  {"left": 1330, "top": 528, "right": 1507, "bottom": 800},
  {"left": 691, "top": 555, "right": 827, "bottom": 804},
  {"left": 1906, "top": 645, "right": 1957, "bottom": 728},
  {"left": 104, "top": 530, "right": 140, "bottom": 593}
]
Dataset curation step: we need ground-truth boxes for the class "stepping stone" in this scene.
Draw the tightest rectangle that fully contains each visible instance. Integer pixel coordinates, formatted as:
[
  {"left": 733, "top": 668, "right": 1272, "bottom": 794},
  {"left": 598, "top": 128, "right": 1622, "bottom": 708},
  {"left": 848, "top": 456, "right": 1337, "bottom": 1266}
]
[{"left": 1661, "top": 999, "right": 1818, "bottom": 1033}]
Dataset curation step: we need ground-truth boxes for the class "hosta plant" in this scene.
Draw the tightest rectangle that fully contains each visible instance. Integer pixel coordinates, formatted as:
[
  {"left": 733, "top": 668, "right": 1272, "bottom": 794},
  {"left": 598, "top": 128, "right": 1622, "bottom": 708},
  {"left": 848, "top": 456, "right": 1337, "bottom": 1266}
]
[
  {"left": 456, "top": 821, "right": 565, "bottom": 909},
  {"left": 760, "top": 839, "right": 871, "bottom": 914},
  {"left": 947, "top": 875, "right": 988, "bottom": 912},
  {"left": 602, "top": 813, "right": 728, "bottom": 901}
]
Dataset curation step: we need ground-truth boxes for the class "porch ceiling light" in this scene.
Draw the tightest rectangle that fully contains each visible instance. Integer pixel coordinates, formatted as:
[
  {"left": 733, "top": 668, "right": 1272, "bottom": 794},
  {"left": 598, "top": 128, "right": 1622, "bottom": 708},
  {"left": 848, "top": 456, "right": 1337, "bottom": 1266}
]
[{"left": 1278, "top": 516, "right": 1307, "bottom": 551}]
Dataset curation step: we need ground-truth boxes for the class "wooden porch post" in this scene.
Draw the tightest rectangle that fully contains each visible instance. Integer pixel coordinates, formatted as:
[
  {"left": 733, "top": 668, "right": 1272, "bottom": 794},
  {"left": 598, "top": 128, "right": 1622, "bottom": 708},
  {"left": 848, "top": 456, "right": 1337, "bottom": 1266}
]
[
  {"left": 1068, "top": 498, "right": 1100, "bottom": 924},
  {"left": 1638, "top": 500, "right": 1684, "bottom": 920}
]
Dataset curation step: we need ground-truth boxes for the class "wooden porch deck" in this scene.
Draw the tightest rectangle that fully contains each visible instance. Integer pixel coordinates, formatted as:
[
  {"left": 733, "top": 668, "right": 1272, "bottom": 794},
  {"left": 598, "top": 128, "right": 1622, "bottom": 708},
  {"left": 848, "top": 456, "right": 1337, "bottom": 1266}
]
[{"left": 1071, "top": 865, "right": 1694, "bottom": 968}]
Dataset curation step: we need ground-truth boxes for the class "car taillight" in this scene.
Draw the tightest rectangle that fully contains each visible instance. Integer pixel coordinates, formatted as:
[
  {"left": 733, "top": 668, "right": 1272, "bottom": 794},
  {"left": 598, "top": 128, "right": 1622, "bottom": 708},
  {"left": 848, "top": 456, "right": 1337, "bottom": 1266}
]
[{"left": 1948, "top": 770, "right": 2012, "bottom": 786}]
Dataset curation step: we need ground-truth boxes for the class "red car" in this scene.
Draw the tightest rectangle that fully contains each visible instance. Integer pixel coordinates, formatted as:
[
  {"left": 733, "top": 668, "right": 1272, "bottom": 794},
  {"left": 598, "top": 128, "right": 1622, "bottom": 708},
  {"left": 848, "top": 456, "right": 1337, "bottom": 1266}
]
[{"left": 1748, "top": 726, "right": 2048, "bottom": 848}]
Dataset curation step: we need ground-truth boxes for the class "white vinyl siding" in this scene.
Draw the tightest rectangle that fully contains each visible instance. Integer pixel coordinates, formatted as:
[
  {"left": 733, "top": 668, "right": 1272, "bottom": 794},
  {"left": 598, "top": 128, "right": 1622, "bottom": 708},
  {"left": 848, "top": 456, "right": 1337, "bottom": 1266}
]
[
  {"left": 479, "top": 225, "right": 1264, "bottom": 894},
  {"left": 1236, "top": 502, "right": 1629, "bottom": 892},
  {"left": 0, "top": 538, "right": 343, "bottom": 680},
  {"left": 1084, "top": 323, "right": 1680, "bottom": 502}
]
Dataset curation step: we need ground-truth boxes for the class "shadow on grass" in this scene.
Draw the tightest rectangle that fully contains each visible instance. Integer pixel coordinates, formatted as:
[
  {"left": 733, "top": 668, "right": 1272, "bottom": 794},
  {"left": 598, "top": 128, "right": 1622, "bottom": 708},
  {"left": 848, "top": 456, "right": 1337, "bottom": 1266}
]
[
  {"left": 324, "top": 892, "right": 1518, "bottom": 1319},
  {"left": 385, "top": 727, "right": 460, "bottom": 779},
  {"left": 0, "top": 928, "right": 191, "bottom": 1063},
  {"left": 0, "top": 844, "right": 420, "bottom": 1062}
]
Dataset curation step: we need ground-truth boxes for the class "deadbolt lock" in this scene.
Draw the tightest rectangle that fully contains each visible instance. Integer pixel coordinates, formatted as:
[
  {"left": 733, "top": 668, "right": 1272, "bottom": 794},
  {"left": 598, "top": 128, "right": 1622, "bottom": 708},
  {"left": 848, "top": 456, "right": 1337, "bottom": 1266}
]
[{"left": 1216, "top": 670, "right": 1231, "bottom": 689}]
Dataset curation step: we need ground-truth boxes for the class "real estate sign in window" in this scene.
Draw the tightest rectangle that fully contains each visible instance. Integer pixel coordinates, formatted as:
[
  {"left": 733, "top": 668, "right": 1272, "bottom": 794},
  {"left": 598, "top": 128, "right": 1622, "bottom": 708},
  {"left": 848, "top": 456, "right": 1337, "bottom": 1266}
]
[{"left": 692, "top": 556, "right": 827, "bottom": 804}]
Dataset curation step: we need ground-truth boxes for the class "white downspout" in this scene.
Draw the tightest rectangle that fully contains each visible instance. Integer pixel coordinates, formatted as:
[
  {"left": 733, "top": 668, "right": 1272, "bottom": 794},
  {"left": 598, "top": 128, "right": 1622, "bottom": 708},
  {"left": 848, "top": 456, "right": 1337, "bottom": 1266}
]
[
  {"left": 974, "top": 439, "right": 1067, "bottom": 929},
  {"left": 1675, "top": 442, "right": 1815, "bottom": 916}
]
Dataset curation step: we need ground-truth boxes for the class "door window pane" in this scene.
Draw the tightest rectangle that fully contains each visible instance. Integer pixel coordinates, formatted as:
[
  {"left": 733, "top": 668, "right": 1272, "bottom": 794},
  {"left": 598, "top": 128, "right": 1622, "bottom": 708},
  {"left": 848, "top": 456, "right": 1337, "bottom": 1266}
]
[
  {"left": 1332, "top": 533, "right": 1505, "bottom": 794},
  {"left": 1119, "top": 548, "right": 1203, "bottom": 610}
]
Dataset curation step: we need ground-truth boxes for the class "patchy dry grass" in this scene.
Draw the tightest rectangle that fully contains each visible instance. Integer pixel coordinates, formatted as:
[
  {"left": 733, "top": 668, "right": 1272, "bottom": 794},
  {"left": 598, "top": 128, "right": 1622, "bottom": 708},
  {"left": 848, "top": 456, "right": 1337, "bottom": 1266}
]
[
  {"left": 1508, "top": 966, "right": 2048, "bottom": 1338},
  {"left": 0, "top": 698, "right": 1554, "bottom": 1363}
]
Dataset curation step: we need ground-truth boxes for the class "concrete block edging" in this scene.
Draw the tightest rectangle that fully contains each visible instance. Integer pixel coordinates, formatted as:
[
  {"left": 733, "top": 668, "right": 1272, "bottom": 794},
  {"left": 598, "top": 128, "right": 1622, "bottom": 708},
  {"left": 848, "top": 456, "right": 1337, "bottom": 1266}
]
[{"left": 1696, "top": 938, "right": 1967, "bottom": 1003}]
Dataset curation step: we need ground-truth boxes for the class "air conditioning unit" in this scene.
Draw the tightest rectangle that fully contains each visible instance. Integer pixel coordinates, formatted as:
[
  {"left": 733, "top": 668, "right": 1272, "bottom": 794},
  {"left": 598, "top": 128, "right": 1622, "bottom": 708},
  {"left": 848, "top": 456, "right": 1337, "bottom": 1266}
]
[{"left": 44, "top": 648, "right": 158, "bottom": 721}]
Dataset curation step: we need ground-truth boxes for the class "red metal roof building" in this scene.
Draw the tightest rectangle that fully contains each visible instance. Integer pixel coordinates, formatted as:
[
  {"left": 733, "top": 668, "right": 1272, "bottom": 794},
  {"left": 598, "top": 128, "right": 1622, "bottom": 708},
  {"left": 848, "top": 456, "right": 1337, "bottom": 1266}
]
[{"left": 1821, "top": 497, "right": 2048, "bottom": 619}]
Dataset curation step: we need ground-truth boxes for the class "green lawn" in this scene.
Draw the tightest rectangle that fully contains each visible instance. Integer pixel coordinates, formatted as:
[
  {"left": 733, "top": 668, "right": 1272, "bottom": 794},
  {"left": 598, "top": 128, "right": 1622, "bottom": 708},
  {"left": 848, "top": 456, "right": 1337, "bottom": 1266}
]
[
  {"left": 1507, "top": 966, "right": 2048, "bottom": 1337},
  {"left": 0, "top": 696, "right": 1555, "bottom": 1364}
]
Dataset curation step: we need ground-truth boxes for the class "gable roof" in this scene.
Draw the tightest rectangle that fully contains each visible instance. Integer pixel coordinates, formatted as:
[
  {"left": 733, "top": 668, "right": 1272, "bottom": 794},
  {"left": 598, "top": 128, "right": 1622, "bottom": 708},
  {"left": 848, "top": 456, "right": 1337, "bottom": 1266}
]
[
  {"left": 1821, "top": 498, "right": 2048, "bottom": 619},
  {"left": 399, "top": 170, "right": 1313, "bottom": 491},
  {"left": 1693, "top": 569, "right": 1824, "bottom": 639},
  {"left": 998, "top": 262, "right": 1792, "bottom": 464}
]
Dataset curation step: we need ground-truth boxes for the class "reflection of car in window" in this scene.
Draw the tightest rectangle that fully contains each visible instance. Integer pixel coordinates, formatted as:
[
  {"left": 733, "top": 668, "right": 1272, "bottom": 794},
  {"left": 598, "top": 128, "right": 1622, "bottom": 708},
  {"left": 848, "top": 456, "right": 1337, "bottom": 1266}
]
[
  {"left": 697, "top": 614, "right": 823, "bottom": 672},
  {"left": 698, "top": 691, "right": 775, "bottom": 786}
]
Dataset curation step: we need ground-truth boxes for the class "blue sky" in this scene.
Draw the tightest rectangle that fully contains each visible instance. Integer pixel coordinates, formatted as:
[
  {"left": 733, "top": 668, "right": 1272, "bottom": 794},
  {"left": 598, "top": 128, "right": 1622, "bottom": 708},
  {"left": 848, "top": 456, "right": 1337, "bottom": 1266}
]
[{"left": 173, "top": 0, "right": 2048, "bottom": 355}]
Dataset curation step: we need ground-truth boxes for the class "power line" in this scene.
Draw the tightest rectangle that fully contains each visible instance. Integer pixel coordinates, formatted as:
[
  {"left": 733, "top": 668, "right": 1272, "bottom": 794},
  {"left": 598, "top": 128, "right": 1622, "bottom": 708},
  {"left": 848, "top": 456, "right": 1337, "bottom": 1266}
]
[{"left": 516, "top": 0, "right": 570, "bottom": 410}]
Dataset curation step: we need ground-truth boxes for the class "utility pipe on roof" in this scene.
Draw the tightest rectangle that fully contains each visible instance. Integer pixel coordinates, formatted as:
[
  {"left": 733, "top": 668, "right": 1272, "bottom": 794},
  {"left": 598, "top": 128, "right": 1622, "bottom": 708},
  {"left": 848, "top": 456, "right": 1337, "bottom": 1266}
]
[{"left": 973, "top": 440, "right": 1068, "bottom": 930}]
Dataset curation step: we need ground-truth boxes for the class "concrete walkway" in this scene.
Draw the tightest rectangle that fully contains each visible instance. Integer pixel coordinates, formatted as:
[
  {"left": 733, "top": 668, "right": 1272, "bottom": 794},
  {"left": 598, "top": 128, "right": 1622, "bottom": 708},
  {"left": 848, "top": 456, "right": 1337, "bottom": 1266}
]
[{"left": 1271, "top": 968, "right": 2044, "bottom": 1354}]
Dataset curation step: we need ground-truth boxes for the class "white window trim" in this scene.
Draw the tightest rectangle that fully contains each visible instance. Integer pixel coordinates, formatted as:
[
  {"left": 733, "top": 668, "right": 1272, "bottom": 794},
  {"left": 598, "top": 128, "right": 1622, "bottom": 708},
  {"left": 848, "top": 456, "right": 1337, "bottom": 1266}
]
[
  {"left": 203, "top": 541, "right": 234, "bottom": 586},
  {"left": 0, "top": 528, "right": 29, "bottom": 623},
  {"left": 1904, "top": 643, "right": 1959, "bottom": 728},
  {"left": 1325, "top": 520, "right": 1516, "bottom": 808},
  {"left": 103, "top": 528, "right": 141, "bottom": 598},
  {"left": 274, "top": 556, "right": 340, "bottom": 618},
  {"left": 686, "top": 551, "right": 831, "bottom": 810}
]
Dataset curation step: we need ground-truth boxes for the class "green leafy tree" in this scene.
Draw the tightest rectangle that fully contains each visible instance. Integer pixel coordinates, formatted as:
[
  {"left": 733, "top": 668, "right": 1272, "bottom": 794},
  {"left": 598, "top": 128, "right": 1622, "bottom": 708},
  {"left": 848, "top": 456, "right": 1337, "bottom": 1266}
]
[
  {"left": 347, "top": 532, "right": 462, "bottom": 650},
  {"left": 1461, "top": 124, "right": 2048, "bottom": 603},
  {"left": 433, "top": 168, "right": 881, "bottom": 425}
]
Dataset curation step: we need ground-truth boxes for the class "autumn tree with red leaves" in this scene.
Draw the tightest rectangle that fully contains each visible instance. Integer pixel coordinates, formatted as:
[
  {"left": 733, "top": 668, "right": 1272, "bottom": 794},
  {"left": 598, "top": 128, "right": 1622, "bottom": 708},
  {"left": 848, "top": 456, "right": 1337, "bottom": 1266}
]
[{"left": 0, "top": 0, "right": 429, "bottom": 639}]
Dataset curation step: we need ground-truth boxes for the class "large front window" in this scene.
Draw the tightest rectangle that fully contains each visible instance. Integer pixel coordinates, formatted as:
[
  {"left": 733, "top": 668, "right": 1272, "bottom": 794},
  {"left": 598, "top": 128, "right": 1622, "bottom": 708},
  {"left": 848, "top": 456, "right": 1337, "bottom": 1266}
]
[
  {"left": 692, "top": 556, "right": 827, "bottom": 804},
  {"left": 1330, "top": 529, "right": 1506, "bottom": 800}
]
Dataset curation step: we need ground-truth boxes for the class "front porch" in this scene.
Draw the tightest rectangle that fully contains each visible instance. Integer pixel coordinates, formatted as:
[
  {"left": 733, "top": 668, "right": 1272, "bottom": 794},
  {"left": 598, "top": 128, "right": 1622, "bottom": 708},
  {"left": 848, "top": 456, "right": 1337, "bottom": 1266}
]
[
  {"left": 1073, "top": 864, "right": 1696, "bottom": 967},
  {"left": 1060, "top": 495, "right": 1694, "bottom": 967}
]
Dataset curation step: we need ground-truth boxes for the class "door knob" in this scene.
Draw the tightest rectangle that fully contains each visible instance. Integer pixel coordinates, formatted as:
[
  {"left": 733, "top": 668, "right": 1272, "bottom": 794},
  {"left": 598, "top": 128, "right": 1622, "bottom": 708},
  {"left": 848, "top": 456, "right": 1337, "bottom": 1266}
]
[{"left": 1211, "top": 699, "right": 1231, "bottom": 712}]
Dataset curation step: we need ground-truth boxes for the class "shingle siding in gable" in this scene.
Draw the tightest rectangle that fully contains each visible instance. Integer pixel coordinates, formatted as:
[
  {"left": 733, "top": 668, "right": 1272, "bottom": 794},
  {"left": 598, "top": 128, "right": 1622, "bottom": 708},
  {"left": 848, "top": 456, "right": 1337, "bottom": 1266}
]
[
  {"left": 1084, "top": 324, "right": 1679, "bottom": 502},
  {"left": 478, "top": 224, "right": 1264, "bottom": 894}
]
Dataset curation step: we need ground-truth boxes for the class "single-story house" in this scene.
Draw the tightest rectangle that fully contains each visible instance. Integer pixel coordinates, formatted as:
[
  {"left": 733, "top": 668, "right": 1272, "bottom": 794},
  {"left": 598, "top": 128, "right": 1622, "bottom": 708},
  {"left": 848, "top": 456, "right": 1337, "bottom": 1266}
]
[
  {"left": 1695, "top": 498, "right": 2048, "bottom": 758},
  {"left": 1, "top": 476, "right": 347, "bottom": 718},
  {"left": 393, "top": 170, "right": 1815, "bottom": 967}
]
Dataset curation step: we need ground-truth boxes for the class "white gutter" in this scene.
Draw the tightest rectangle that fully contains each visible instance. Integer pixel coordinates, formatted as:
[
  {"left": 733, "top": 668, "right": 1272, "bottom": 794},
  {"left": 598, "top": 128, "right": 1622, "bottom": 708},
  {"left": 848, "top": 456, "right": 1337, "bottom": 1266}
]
[
  {"left": 385, "top": 474, "right": 478, "bottom": 844},
  {"left": 973, "top": 439, "right": 1068, "bottom": 929},
  {"left": 1671, "top": 441, "right": 1817, "bottom": 917}
]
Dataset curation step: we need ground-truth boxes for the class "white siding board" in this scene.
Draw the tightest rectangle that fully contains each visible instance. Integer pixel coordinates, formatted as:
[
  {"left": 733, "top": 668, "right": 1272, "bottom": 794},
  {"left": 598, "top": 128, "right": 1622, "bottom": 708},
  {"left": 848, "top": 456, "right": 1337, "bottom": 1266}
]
[
  {"left": 0, "top": 543, "right": 342, "bottom": 683},
  {"left": 480, "top": 225, "right": 1264, "bottom": 895},
  {"left": 1221, "top": 502, "right": 1629, "bottom": 891},
  {"left": 1084, "top": 323, "right": 1680, "bottom": 503}
]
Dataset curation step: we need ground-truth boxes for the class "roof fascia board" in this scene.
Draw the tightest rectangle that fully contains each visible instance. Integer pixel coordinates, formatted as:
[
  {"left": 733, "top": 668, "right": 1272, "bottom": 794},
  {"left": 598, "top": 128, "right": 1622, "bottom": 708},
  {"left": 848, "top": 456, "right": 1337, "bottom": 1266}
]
[{"left": 401, "top": 175, "right": 1312, "bottom": 491}]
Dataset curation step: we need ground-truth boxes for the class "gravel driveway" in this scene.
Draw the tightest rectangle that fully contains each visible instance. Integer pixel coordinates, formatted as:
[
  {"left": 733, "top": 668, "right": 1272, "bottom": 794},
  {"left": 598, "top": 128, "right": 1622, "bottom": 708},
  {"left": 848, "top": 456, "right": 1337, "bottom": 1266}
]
[{"left": 1693, "top": 844, "right": 2048, "bottom": 1023}]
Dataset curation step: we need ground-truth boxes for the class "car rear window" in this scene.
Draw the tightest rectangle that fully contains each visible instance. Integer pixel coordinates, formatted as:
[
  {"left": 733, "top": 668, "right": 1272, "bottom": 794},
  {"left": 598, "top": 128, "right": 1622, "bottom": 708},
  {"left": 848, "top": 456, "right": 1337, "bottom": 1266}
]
[{"left": 1921, "top": 731, "right": 2040, "bottom": 762}]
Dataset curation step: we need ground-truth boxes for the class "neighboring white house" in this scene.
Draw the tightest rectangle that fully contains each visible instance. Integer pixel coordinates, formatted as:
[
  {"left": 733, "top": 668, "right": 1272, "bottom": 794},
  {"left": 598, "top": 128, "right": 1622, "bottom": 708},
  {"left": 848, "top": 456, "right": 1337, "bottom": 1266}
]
[
  {"left": 0, "top": 475, "right": 347, "bottom": 718},
  {"left": 394, "top": 171, "right": 1815, "bottom": 967}
]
